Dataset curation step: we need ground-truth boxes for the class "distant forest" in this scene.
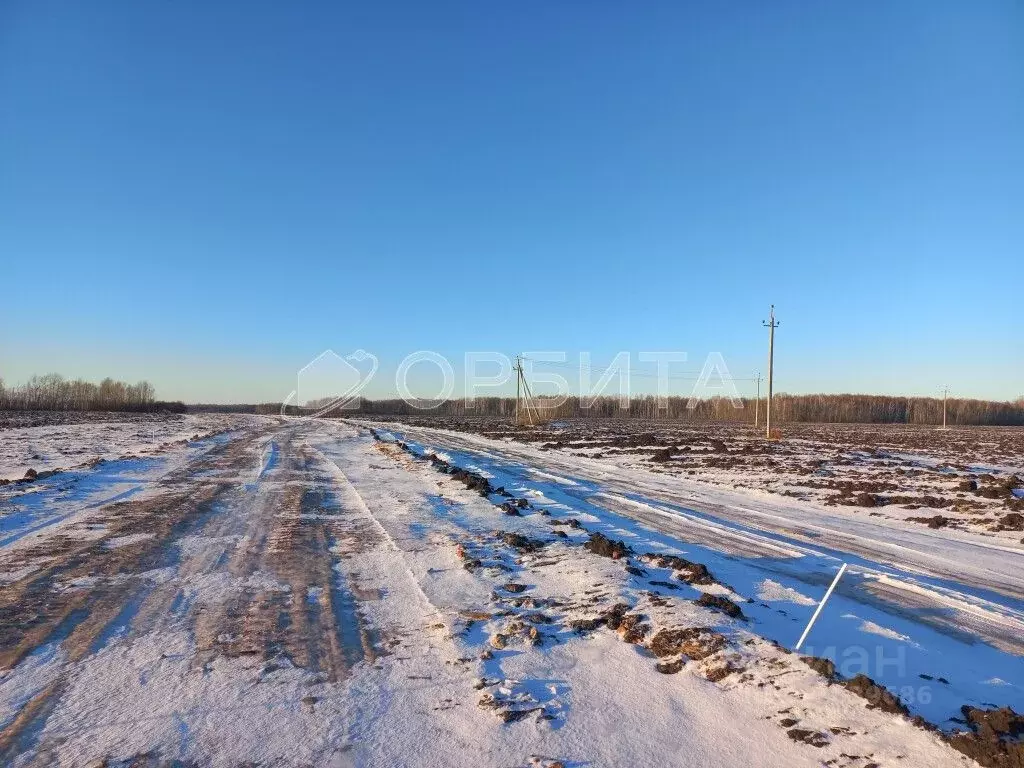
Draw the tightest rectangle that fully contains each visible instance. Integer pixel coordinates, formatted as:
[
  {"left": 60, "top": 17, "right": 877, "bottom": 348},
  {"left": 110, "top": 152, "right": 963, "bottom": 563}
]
[
  {"left": 0, "top": 374, "right": 185, "bottom": 412},
  {"left": 192, "top": 393, "right": 1024, "bottom": 426},
  {"left": 347, "top": 394, "right": 1024, "bottom": 426},
  {"left": 5, "top": 375, "right": 1022, "bottom": 425}
]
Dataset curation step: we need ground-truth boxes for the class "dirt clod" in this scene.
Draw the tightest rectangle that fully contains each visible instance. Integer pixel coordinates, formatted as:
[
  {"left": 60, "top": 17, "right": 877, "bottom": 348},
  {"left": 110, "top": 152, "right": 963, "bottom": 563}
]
[
  {"left": 639, "top": 552, "right": 716, "bottom": 585},
  {"left": 695, "top": 592, "right": 745, "bottom": 619},
  {"left": 787, "top": 728, "right": 830, "bottom": 747},
  {"left": 602, "top": 603, "right": 629, "bottom": 630},
  {"left": 801, "top": 655, "right": 838, "bottom": 681},
  {"left": 704, "top": 661, "right": 740, "bottom": 682},
  {"left": 648, "top": 627, "right": 726, "bottom": 660},
  {"left": 499, "top": 532, "right": 546, "bottom": 553},
  {"left": 569, "top": 617, "right": 605, "bottom": 633},
  {"left": 650, "top": 446, "right": 678, "bottom": 462},
  {"left": 584, "top": 532, "right": 630, "bottom": 560},
  {"left": 907, "top": 514, "right": 951, "bottom": 529},
  {"left": 946, "top": 706, "right": 1024, "bottom": 768},
  {"left": 997, "top": 513, "right": 1024, "bottom": 531},
  {"left": 842, "top": 674, "right": 909, "bottom": 716}
]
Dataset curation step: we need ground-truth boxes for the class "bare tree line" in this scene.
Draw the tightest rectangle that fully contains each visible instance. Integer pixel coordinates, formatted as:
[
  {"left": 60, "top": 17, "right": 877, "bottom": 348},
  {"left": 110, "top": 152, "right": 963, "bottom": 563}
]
[
  {"left": 342, "top": 393, "right": 1024, "bottom": 426},
  {"left": 0, "top": 374, "right": 184, "bottom": 413},
  {"left": 121, "top": 392, "right": 1024, "bottom": 426}
]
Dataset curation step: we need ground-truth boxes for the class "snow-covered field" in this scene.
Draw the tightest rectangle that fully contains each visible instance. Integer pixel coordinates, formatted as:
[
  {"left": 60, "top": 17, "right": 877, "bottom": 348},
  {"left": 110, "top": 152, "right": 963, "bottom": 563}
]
[
  {"left": 0, "top": 414, "right": 1019, "bottom": 766},
  {"left": 0, "top": 411, "right": 253, "bottom": 482},
  {"left": 379, "top": 419, "right": 1024, "bottom": 543}
]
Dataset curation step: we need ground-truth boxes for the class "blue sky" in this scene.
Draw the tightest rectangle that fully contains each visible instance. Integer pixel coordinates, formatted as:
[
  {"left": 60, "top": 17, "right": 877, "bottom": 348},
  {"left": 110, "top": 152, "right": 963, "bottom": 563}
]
[{"left": 1, "top": 1, "right": 1021, "bottom": 403}]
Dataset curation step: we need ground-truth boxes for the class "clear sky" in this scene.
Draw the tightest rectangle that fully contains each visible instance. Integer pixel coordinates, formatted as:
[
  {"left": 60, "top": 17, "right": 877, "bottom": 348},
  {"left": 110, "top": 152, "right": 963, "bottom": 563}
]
[{"left": 2, "top": 1, "right": 1021, "bottom": 403}]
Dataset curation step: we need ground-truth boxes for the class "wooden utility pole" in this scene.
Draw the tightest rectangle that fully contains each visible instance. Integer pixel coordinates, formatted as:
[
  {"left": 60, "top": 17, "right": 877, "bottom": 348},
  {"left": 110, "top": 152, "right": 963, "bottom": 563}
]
[
  {"left": 754, "top": 372, "right": 762, "bottom": 428},
  {"left": 763, "top": 306, "right": 779, "bottom": 439},
  {"left": 942, "top": 385, "right": 949, "bottom": 429},
  {"left": 513, "top": 355, "right": 541, "bottom": 425},
  {"left": 515, "top": 355, "right": 521, "bottom": 425}
]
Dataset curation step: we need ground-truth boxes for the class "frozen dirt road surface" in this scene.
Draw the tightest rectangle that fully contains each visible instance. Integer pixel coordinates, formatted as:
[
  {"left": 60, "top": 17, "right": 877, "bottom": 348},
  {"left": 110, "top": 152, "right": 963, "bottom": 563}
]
[
  {"left": 373, "top": 423, "right": 1024, "bottom": 720},
  {"left": 0, "top": 417, "right": 1015, "bottom": 767}
]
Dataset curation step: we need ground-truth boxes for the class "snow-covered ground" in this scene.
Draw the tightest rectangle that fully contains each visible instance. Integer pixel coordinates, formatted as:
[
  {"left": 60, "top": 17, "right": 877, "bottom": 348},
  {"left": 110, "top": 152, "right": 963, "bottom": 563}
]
[
  {"left": 382, "top": 419, "right": 1024, "bottom": 544},
  {"left": 363, "top": 421, "right": 1024, "bottom": 744},
  {"left": 0, "top": 411, "right": 253, "bottom": 481},
  {"left": 0, "top": 415, "right": 1018, "bottom": 766}
]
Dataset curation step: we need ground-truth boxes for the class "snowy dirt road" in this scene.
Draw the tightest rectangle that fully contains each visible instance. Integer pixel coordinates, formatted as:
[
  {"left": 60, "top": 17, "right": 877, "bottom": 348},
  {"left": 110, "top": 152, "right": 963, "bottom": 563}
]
[{"left": 0, "top": 418, "right": 1010, "bottom": 766}]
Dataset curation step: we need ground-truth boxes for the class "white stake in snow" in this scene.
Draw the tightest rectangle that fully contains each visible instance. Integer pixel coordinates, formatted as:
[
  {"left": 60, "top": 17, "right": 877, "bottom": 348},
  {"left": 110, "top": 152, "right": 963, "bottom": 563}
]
[{"left": 795, "top": 562, "right": 848, "bottom": 651}]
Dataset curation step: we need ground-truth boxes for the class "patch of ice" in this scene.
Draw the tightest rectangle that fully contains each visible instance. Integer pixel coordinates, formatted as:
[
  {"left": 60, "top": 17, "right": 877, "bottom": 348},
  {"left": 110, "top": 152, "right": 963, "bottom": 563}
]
[
  {"left": 757, "top": 579, "right": 817, "bottom": 606},
  {"left": 858, "top": 620, "right": 912, "bottom": 642}
]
